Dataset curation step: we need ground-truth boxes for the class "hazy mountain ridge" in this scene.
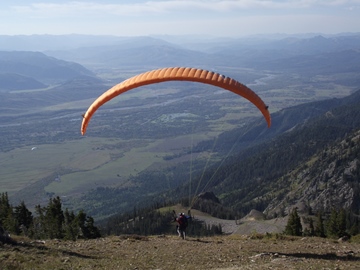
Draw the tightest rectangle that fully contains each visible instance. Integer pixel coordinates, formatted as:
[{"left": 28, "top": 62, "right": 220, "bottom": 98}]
[
  {"left": 1, "top": 34, "right": 359, "bottom": 101},
  {"left": 0, "top": 76, "right": 107, "bottom": 117},
  {"left": 0, "top": 51, "right": 95, "bottom": 86},
  {"left": 0, "top": 34, "right": 131, "bottom": 51},
  {"left": 0, "top": 51, "right": 107, "bottom": 115},
  {"left": 253, "top": 49, "right": 360, "bottom": 75},
  {"left": 1, "top": 33, "right": 359, "bottom": 53},
  {"left": 2, "top": 33, "right": 358, "bottom": 72},
  {"left": 219, "top": 34, "right": 360, "bottom": 53},
  {"left": 48, "top": 48, "right": 228, "bottom": 72},
  {"left": 183, "top": 34, "right": 360, "bottom": 73},
  {"left": 0, "top": 73, "right": 46, "bottom": 91},
  {"left": 79, "top": 44, "right": 212, "bottom": 68}
]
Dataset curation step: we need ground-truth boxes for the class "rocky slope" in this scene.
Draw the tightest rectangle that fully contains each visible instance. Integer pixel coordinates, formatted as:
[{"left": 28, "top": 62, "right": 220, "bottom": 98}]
[{"left": 264, "top": 129, "right": 360, "bottom": 217}]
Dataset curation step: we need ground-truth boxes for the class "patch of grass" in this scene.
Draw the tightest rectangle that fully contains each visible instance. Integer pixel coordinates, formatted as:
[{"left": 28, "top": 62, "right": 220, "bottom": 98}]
[
  {"left": 0, "top": 138, "right": 119, "bottom": 194},
  {"left": 44, "top": 140, "right": 165, "bottom": 194},
  {"left": 43, "top": 98, "right": 96, "bottom": 111},
  {"left": 351, "top": 234, "right": 360, "bottom": 243}
]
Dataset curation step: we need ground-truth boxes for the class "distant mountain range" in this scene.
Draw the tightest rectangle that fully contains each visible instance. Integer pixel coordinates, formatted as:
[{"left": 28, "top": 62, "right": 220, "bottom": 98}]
[
  {"left": 0, "top": 34, "right": 130, "bottom": 51},
  {"left": 1, "top": 33, "right": 359, "bottom": 53},
  {"left": 1, "top": 33, "right": 359, "bottom": 89},
  {"left": 1, "top": 33, "right": 359, "bottom": 72},
  {"left": 0, "top": 51, "right": 95, "bottom": 88},
  {"left": 47, "top": 34, "right": 360, "bottom": 72}
]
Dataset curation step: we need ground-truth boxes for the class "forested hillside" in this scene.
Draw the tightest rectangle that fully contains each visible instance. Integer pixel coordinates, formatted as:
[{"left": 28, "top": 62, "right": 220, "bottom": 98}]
[
  {"left": 199, "top": 89, "right": 360, "bottom": 216},
  {"left": 196, "top": 90, "right": 360, "bottom": 155}
]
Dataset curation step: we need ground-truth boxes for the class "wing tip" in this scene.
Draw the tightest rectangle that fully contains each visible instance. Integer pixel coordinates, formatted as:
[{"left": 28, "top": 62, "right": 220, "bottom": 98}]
[
  {"left": 81, "top": 114, "right": 87, "bottom": 135},
  {"left": 265, "top": 105, "right": 271, "bottom": 128}
]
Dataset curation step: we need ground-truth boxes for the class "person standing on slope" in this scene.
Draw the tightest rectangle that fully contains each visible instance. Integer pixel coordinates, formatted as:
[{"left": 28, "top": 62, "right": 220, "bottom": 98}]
[{"left": 175, "top": 213, "right": 188, "bottom": 240}]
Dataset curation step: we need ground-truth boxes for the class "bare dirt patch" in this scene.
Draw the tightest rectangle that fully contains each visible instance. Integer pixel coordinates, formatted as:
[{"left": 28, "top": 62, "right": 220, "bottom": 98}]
[
  {"left": 190, "top": 208, "right": 288, "bottom": 235},
  {"left": 1, "top": 235, "right": 359, "bottom": 269}
]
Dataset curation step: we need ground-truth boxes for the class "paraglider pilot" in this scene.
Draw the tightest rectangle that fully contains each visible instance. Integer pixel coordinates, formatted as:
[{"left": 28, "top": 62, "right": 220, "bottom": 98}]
[{"left": 175, "top": 213, "right": 188, "bottom": 239}]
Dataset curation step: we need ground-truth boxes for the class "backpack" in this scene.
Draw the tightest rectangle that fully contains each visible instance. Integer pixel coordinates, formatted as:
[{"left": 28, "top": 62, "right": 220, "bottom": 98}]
[
  {"left": 177, "top": 215, "right": 187, "bottom": 227},
  {"left": 182, "top": 215, "right": 191, "bottom": 227}
]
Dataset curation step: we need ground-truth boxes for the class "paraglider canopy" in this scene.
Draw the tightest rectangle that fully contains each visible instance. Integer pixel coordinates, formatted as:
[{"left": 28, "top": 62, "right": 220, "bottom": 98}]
[{"left": 81, "top": 67, "right": 271, "bottom": 135}]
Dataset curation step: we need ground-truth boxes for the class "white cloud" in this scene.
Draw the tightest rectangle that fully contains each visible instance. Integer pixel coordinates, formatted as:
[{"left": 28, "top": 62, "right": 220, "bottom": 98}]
[
  {"left": 9, "top": 0, "right": 360, "bottom": 17},
  {"left": 2, "top": 1, "right": 359, "bottom": 36}
]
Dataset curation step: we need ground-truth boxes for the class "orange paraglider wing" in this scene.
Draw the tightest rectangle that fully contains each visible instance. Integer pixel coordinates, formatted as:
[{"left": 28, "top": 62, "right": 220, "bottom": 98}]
[{"left": 81, "top": 67, "right": 271, "bottom": 135}]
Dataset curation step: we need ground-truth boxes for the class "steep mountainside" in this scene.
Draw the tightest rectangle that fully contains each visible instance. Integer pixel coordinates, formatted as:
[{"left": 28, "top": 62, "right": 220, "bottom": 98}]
[
  {"left": 209, "top": 91, "right": 360, "bottom": 216},
  {"left": 196, "top": 89, "right": 360, "bottom": 156},
  {"left": 264, "top": 129, "right": 360, "bottom": 217},
  {"left": 47, "top": 43, "right": 216, "bottom": 69}
]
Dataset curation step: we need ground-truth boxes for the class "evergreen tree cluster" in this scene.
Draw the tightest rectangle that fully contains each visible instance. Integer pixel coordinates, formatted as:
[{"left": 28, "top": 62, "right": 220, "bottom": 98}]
[
  {"left": 180, "top": 196, "right": 236, "bottom": 220},
  {"left": 0, "top": 193, "right": 100, "bottom": 241},
  {"left": 102, "top": 203, "right": 222, "bottom": 238},
  {"left": 284, "top": 208, "right": 302, "bottom": 236},
  {"left": 284, "top": 207, "right": 360, "bottom": 239}
]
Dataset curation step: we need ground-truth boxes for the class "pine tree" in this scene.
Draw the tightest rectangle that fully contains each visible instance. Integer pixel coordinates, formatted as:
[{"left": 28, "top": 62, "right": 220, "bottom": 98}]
[
  {"left": 336, "top": 209, "right": 347, "bottom": 237},
  {"left": 85, "top": 216, "right": 101, "bottom": 239},
  {"left": 1, "top": 193, "right": 100, "bottom": 241},
  {"left": 315, "top": 212, "right": 325, "bottom": 237},
  {"left": 14, "top": 201, "right": 33, "bottom": 236},
  {"left": 76, "top": 210, "right": 87, "bottom": 239},
  {"left": 326, "top": 209, "right": 339, "bottom": 238},
  {"left": 3, "top": 210, "right": 17, "bottom": 235},
  {"left": 64, "top": 209, "right": 78, "bottom": 241},
  {"left": 0, "top": 193, "right": 12, "bottom": 228},
  {"left": 325, "top": 208, "right": 348, "bottom": 238},
  {"left": 0, "top": 192, "right": 17, "bottom": 234},
  {"left": 284, "top": 208, "right": 302, "bottom": 236},
  {"left": 45, "top": 196, "right": 64, "bottom": 239},
  {"left": 31, "top": 197, "right": 65, "bottom": 239},
  {"left": 32, "top": 204, "right": 46, "bottom": 239},
  {"left": 75, "top": 210, "right": 101, "bottom": 239}
]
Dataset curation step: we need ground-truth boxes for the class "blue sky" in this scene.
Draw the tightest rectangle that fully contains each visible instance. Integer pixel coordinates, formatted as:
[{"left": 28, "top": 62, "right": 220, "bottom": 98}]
[{"left": 1, "top": 0, "right": 359, "bottom": 36}]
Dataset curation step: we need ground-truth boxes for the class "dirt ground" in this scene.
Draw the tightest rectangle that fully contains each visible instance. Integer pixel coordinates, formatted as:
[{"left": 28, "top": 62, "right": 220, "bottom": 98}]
[
  {"left": 191, "top": 208, "right": 288, "bottom": 235},
  {"left": 1, "top": 234, "right": 360, "bottom": 270}
]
